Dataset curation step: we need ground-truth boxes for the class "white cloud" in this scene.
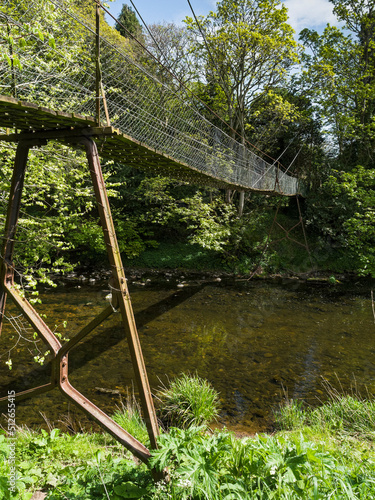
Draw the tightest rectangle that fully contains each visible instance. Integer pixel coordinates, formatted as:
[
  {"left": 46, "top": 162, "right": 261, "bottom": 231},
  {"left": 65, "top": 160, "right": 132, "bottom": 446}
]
[{"left": 284, "top": 0, "right": 338, "bottom": 34}]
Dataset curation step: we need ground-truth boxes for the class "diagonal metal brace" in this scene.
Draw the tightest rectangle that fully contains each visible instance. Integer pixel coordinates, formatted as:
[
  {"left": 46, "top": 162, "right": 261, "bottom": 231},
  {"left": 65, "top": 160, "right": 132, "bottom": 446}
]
[{"left": 0, "top": 137, "right": 160, "bottom": 466}]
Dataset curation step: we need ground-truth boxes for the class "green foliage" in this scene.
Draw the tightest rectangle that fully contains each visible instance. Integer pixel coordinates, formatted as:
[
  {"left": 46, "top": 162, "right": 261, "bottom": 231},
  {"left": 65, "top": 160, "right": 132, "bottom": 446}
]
[
  {"left": 307, "top": 165, "right": 375, "bottom": 276},
  {"left": 150, "top": 424, "right": 375, "bottom": 499},
  {"left": 176, "top": 194, "right": 235, "bottom": 252},
  {"left": 0, "top": 141, "right": 123, "bottom": 279},
  {"left": 275, "top": 381, "right": 375, "bottom": 440},
  {"left": 126, "top": 241, "right": 223, "bottom": 271},
  {"left": 115, "top": 3, "right": 143, "bottom": 40},
  {"left": 299, "top": 0, "right": 375, "bottom": 168},
  {"left": 309, "top": 395, "right": 375, "bottom": 439},
  {"left": 274, "top": 399, "right": 307, "bottom": 431},
  {"left": 156, "top": 373, "right": 220, "bottom": 429},
  {"left": 185, "top": 0, "right": 300, "bottom": 141},
  {"left": 2, "top": 396, "right": 375, "bottom": 499},
  {"left": 112, "top": 394, "right": 149, "bottom": 445},
  {"left": 3, "top": 0, "right": 375, "bottom": 286},
  {"left": 0, "top": 427, "right": 150, "bottom": 499}
]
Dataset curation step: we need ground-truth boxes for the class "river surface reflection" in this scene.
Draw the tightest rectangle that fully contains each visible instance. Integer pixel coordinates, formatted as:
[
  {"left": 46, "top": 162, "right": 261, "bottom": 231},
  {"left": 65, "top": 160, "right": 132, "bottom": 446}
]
[{"left": 1, "top": 273, "right": 374, "bottom": 434}]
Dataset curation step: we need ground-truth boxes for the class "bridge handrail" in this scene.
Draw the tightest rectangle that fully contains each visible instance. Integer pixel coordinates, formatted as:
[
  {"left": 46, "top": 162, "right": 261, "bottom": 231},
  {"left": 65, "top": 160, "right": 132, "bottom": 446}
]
[{"left": 0, "top": 0, "right": 300, "bottom": 195}]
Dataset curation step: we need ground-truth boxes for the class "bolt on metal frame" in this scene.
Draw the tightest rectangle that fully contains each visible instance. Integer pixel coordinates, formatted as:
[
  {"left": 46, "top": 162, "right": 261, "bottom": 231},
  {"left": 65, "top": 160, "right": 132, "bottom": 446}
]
[{"left": 0, "top": 133, "right": 160, "bottom": 465}]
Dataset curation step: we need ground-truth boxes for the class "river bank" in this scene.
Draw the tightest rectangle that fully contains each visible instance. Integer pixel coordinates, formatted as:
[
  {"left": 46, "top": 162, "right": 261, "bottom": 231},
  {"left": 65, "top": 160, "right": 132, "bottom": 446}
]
[{"left": 1, "top": 392, "right": 374, "bottom": 499}]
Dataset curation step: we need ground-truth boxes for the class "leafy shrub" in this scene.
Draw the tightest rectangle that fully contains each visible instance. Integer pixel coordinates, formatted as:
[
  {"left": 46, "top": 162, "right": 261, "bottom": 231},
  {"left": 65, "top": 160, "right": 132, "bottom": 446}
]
[
  {"left": 0, "top": 427, "right": 150, "bottom": 500},
  {"left": 156, "top": 373, "right": 220, "bottom": 429}
]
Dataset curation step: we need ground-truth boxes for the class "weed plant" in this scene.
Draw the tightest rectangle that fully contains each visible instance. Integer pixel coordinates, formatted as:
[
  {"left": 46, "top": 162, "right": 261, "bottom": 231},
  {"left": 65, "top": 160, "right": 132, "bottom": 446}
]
[
  {"left": 156, "top": 373, "right": 220, "bottom": 429},
  {"left": 308, "top": 394, "right": 375, "bottom": 439},
  {"left": 2, "top": 377, "right": 375, "bottom": 499},
  {"left": 112, "top": 392, "right": 149, "bottom": 445},
  {"left": 275, "top": 379, "right": 375, "bottom": 440},
  {"left": 2, "top": 421, "right": 375, "bottom": 499},
  {"left": 0, "top": 426, "right": 150, "bottom": 499},
  {"left": 150, "top": 425, "right": 375, "bottom": 499},
  {"left": 274, "top": 398, "right": 307, "bottom": 430}
]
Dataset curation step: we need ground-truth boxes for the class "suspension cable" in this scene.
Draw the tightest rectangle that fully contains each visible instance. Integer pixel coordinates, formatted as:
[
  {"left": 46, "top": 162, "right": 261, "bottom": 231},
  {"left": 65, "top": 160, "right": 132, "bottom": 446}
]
[{"left": 98, "top": 0, "right": 284, "bottom": 168}]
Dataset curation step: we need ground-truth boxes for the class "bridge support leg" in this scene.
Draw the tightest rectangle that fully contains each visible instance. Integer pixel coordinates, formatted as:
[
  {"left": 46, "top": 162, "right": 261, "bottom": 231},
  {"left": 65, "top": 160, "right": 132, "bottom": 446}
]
[
  {"left": 0, "top": 141, "right": 31, "bottom": 336},
  {"left": 0, "top": 136, "right": 161, "bottom": 470},
  {"left": 80, "top": 136, "right": 160, "bottom": 449}
]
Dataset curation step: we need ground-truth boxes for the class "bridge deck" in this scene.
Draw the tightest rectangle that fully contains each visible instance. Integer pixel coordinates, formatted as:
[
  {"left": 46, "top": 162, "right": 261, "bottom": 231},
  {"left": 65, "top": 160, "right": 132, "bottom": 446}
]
[{"left": 0, "top": 95, "right": 294, "bottom": 195}]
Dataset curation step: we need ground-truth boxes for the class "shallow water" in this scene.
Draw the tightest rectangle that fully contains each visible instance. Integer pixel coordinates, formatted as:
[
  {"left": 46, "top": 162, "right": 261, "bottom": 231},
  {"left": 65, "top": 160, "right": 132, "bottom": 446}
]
[{"left": 1, "top": 273, "right": 375, "bottom": 434}]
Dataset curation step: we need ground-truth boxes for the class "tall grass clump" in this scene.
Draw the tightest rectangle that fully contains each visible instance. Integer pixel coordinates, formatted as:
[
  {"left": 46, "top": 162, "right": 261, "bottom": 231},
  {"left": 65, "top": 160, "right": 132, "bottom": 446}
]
[
  {"left": 156, "top": 373, "right": 220, "bottom": 429},
  {"left": 112, "top": 392, "right": 149, "bottom": 444},
  {"left": 275, "top": 378, "right": 375, "bottom": 440},
  {"left": 308, "top": 380, "right": 375, "bottom": 439},
  {"left": 274, "top": 398, "right": 307, "bottom": 430}
]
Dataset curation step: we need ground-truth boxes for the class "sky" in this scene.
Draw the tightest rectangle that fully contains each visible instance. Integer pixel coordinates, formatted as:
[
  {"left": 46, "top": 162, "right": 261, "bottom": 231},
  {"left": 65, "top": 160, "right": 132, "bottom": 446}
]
[{"left": 106, "top": 0, "right": 339, "bottom": 36}]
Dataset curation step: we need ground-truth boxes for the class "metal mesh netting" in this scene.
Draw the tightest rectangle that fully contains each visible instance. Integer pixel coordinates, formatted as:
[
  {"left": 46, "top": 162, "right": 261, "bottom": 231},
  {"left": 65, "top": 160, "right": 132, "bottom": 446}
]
[{"left": 0, "top": 0, "right": 300, "bottom": 195}]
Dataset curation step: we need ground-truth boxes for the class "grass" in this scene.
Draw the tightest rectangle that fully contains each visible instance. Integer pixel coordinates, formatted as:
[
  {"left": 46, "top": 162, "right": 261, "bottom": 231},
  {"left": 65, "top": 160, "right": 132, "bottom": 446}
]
[
  {"left": 2, "top": 377, "right": 375, "bottom": 499},
  {"left": 112, "top": 391, "right": 150, "bottom": 445},
  {"left": 150, "top": 425, "right": 375, "bottom": 499},
  {"left": 155, "top": 373, "right": 220, "bottom": 430},
  {"left": 124, "top": 242, "right": 224, "bottom": 272},
  {"left": 4, "top": 419, "right": 373, "bottom": 499},
  {"left": 275, "top": 378, "right": 375, "bottom": 440}
]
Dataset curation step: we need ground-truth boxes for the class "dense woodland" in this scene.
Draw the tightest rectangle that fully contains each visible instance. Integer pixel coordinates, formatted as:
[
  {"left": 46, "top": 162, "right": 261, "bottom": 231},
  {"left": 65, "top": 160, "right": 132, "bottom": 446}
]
[{"left": 2, "top": 0, "right": 375, "bottom": 281}]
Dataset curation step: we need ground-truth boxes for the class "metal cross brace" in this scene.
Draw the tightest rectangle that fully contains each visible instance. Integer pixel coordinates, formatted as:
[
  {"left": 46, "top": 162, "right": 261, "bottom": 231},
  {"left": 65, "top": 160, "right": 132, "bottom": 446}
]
[{"left": 0, "top": 135, "right": 160, "bottom": 465}]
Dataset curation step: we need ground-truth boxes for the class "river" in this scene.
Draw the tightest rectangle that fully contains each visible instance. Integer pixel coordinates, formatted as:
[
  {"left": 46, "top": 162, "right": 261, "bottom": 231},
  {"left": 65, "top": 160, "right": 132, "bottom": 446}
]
[{"left": 1, "top": 272, "right": 374, "bottom": 435}]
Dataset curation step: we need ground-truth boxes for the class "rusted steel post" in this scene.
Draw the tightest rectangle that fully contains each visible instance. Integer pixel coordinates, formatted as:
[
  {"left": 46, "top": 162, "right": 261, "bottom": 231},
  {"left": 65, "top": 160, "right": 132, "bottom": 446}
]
[
  {"left": 57, "top": 366, "right": 152, "bottom": 463},
  {"left": 0, "top": 142, "right": 30, "bottom": 336},
  {"left": 0, "top": 135, "right": 160, "bottom": 469},
  {"left": 80, "top": 136, "right": 160, "bottom": 450}
]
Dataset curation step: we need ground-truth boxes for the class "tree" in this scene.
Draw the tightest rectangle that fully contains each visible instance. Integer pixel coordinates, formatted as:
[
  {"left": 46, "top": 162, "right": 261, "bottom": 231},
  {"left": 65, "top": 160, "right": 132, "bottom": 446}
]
[
  {"left": 299, "top": 0, "right": 375, "bottom": 169},
  {"left": 184, "top": 0, "right": 300, "bottom": 214},
  {"left": 248, "top": 85, "right": 325, "bottom": 190},
  {"left": 115, "top": 3, "right": 144, "bottom": 42},
  {"left": 145, "top": 22, "right": 198, "bottom": 88},
  {"left": 306, "top": 165, "right": 375, "bottom": 276}
]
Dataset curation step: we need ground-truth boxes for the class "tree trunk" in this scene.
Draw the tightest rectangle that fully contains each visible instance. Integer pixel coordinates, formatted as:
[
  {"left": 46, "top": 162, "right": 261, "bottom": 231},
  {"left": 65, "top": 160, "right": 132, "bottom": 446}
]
[{"left": 238, "top": 191, "right": 245, "bottom": 217}]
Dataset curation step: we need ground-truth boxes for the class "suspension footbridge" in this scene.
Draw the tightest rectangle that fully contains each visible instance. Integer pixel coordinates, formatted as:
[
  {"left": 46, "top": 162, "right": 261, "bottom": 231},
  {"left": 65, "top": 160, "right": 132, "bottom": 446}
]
[
  {"left": 0, "top": 0, "right": 301, "bottom": 195},
  {"left": 0, "top": 0, "right": 301, "bottom": 468}
]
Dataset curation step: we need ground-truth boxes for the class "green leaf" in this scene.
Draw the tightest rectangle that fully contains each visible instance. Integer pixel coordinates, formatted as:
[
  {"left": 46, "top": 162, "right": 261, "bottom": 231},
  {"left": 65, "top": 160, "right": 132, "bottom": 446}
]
[
  {"left": 45, "top": 473, "right": 59, "bottom": 487},
  {"left": 50, "top": 428, "right": 60, "bottom": 440},
  {"left": 12, "top": 54, "right": 22, "bottom": 70},
  {"left": 95, "top": 449, "right": 103, "bottom": 463},
  {"left": 113, "top": 482, "right": 147, "bottom": 498},
  {"left": 48, "top": 36, "right": 56, "bottom": 49}
]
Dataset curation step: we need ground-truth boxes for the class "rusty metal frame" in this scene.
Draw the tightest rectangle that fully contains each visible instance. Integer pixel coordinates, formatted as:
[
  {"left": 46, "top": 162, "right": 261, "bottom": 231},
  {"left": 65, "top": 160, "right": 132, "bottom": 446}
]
[{"left": 0, "top": 136, "right": 159, "bottom": 465}]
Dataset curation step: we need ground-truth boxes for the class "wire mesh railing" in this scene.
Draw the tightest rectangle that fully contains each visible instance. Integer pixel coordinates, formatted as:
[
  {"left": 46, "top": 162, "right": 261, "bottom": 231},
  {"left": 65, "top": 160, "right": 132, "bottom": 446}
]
[{"left": 0, "top": 0, "right": 300, "bottom": 194}]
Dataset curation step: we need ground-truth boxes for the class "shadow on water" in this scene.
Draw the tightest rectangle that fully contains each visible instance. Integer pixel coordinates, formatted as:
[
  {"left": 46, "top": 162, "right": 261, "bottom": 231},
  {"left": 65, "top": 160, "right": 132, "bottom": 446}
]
[
  {"left": 1, "top": 276, "right": 375, "bottom": 435},
  {"left": 0, "top": 283, "right": 205, "bottom": 395}
]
